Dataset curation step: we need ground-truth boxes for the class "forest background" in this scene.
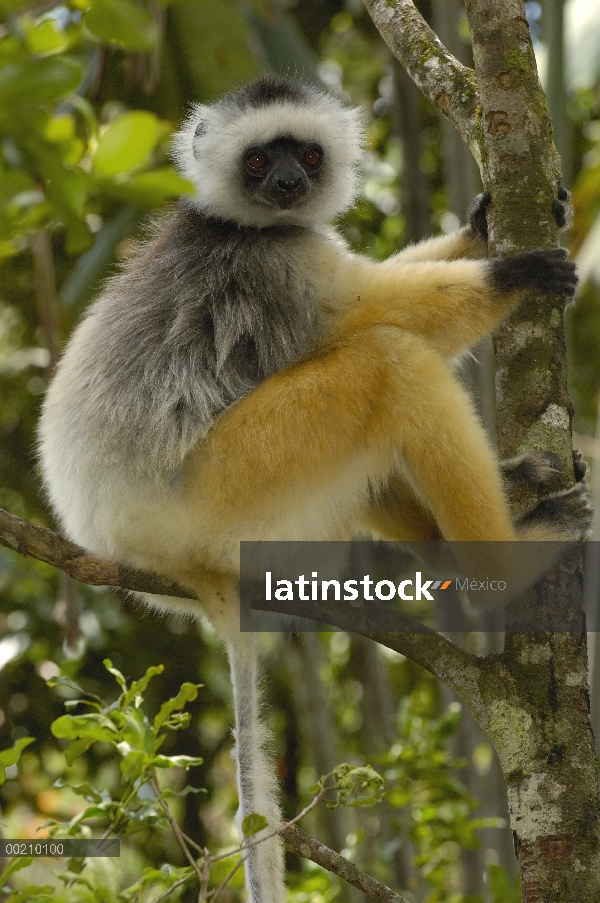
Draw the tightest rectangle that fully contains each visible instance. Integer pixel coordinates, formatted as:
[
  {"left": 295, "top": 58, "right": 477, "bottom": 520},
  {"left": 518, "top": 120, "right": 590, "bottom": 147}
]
[{"left": 1, "top": 0, "right": 600, "bottom": 901}]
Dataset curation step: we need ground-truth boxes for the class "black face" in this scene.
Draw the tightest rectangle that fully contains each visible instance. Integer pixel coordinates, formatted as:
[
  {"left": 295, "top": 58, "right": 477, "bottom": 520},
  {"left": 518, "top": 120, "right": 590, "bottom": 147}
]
[{"left": 241, "top": 137, "right": 324, "bottom": 210}]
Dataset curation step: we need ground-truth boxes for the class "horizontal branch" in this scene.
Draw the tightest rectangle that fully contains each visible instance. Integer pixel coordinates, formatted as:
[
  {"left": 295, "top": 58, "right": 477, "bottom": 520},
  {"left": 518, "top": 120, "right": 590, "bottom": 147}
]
[
  {"left": 0, "top": 504, "right": 485, "bottom": 713},
  {"left": 359, "top": 631, "right": 485, "bottom": 720},
  {"left": 282, "top": 824, "right": 410, "bottom": 903},
  {"left": 0, "top": 506, "right": 191, "bottom": 599},
  {"left": 363, "top": 0, "right": 479, "bottom": 151}
]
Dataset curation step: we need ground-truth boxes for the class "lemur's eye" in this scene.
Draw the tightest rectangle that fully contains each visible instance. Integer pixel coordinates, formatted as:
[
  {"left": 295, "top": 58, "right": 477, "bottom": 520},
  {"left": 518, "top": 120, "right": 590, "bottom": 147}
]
[
  {"left": 247, "top": 152, "right": 268, "bottom": 170},
  {"left": 303, "top": 148, "right": 321, "bottom": 166}
]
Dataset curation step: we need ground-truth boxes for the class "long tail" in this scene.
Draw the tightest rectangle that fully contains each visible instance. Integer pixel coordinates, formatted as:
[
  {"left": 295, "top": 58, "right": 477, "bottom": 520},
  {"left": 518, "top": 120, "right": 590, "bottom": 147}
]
[{"left": 227, "top": 633, "right": 285, "bottom": 903}]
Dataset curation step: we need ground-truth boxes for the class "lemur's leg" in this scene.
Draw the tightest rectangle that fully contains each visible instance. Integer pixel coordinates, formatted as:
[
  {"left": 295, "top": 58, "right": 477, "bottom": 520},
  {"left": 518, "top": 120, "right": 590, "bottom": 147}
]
[
  {"left": 181, "top": 326, "right": 586, "bottom": 550},
  {"left": 361, "top": 474, "right": 442, "bottom": 543}
]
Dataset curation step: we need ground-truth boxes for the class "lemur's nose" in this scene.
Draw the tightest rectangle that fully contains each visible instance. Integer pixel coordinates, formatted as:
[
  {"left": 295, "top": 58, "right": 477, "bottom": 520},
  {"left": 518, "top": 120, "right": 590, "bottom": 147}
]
[{"left": 277, "top": 177, "right": 303, "bottom": 193}]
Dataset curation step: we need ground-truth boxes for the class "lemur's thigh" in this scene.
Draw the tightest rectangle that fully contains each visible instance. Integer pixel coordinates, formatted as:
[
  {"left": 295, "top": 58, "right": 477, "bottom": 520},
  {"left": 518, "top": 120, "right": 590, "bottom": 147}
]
[
  {"left": 361, "top": 473, "right": 442, "bottom": 542},
  {"left": 181, "top": 325, "right": 515, "bottom": 542}
]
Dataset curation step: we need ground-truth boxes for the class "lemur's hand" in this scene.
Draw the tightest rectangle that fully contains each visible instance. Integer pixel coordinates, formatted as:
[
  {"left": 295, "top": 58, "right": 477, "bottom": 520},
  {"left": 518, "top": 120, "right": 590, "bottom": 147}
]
[
  {"left": 552, "top": 185, "right": 574, "bottom": 230},
  {"left": 469, "top": 187, "right": 573, "bottom": 243},
  {"left": 468, "top": 190, "right": 492, "bottom": 242},
  {"left": 489, "top": 247, "right": 578, "bottom": 298}
]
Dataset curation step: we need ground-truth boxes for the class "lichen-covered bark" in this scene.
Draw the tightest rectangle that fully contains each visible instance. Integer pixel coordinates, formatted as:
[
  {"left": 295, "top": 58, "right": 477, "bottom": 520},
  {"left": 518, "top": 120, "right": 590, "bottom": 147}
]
[
  {"left": 462, "top": 3, "right": 600, "bottom": 899},
  {"left": 362, "top": 0, "right": 479, "bottom": 151},
  {"left": 363, "top": 0, "right": 600, "bottom": 899}
]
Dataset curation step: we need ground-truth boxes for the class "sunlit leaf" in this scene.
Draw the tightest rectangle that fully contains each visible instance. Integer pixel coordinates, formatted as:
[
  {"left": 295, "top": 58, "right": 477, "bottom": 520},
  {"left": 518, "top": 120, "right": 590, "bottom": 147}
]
[
  {"left": 103, "top": 657, "right": 127, "bottom": 691},
  {"left": 25, "top": 19, "right": 69, "bottom": 56},
  {"left": 0, "top": 736, "right": 35, "bottom": 786},
  {"left": 83, "top": 0, "right": 157, "bottom": 52},
  {"left": 93, "top": 111, "right": 162, "bottom": 176},
  {"left": 242, "top": 812, "right": 268, "bottom": 838},
  {"left": 151, "top": 753, "right": 204, "bottom": 769},
  {"left": 51, "top": 713, "right": 118, "bottom": 743},
  {"left": 123, "top": 663, "right": 164, "bottom": 708},
  {"left": 154, "top": 681, "right": 200, "bottom": 731}
]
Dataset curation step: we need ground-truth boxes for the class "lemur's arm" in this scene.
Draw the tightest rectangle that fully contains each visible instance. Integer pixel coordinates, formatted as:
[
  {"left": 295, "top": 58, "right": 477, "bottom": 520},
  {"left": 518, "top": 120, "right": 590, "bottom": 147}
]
[
  {"left": 327, "top": 191, "right": 576, "bottom": 359},
  {"left": 392, "top": 192, "right": 491, "bottom": 264},
  {"left": 327, "top": 247, "right": 575, "bottom": 359}
]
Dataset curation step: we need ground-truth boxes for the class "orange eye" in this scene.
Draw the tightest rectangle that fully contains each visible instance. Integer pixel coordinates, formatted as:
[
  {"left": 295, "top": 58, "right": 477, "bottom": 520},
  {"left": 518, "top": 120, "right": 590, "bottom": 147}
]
[
  {"left": 303, "top": 148, "right": 321, "bottom": 166},
  {"left": 247, "top": 153, "right": 267, "bottom": 170}
]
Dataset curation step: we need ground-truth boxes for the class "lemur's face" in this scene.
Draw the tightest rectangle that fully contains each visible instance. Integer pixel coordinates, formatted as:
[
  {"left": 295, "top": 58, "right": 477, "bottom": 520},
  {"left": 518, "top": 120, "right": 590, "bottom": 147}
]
[
  {"left": 240, "top": 137, "right": 324, "bottom": 211},
  {"left": 173, "top": 79, "right": 364, "bottom": 228}
]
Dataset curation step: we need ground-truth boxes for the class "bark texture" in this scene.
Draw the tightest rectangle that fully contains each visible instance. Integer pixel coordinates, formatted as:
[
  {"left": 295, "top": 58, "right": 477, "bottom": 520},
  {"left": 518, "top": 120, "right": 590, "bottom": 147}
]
[
  {"left": 463, "top": 2, "right": 600, "bottom": 900},
  {"left": 363, "top": 0, "right": 600, "bottom": 899},
  {"left": 362, "top": 0, "right": 479, "bottom": 150}
]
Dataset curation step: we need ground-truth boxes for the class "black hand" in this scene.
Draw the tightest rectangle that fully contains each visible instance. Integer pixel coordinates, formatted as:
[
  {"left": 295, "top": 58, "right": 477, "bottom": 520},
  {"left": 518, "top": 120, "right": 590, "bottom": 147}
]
[
  {"left": 469, "top": 190, "right": 492, "bottom": 242},
  {"left": 489, "top": 248, "right": 578, "bottom": 297},
  {"left": 552, "top": 186, "right": 573, "bottom": 229}
]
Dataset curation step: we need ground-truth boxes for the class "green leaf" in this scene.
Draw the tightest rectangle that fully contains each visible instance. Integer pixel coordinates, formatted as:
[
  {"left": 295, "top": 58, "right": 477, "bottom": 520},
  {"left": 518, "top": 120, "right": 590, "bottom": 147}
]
[
  {"left": 0, "top": 57, "right": 81, "bottom": 104},
  {"left": 119, "top": 747, "right": 148, "bottom": 780},
  {"left": 241, "top": 813, "right": 268, "bottom": 838},
  {"left": 64, "top": 738, "right": 92, "bottom": 766},
  {"left": 46, "top": 674, "right": 86, "bottom": 694},
  {"left": 123, "top": 663, "right": 164, "bottom": 708},
  {"left": 51, "top": 713, "right": 118, "bottom": 743},
  {"left": 2, "top": 884, "right": 55, "bottom": 902},
  {"left": 488, "top": 864, "right": 519, "bottom": 903},
  {"left": 25, "top": 19, "right": 69, "bottom": 56},
  {"left": 97, "top": 167, "right": 194, "bottom": 206},
  {"left": 154, "top": 681, "right": 200, "bottom": 731},
  {"left": 93, "top": 111, "right": 163, "bottom": 177},
  {"left": 103, "top": 658, "right": 127, "bottom": 691},
  {"left": 151, "top": 753, "right": 203, "bottom": 769},
  {"left": 0, "top": 736, "right": 35, "bottom": 786},
  {"left": 83, "top": 0, "right": 158, "bottom": 51},
  {"left": 0, "top": 856, "right": 34, "bottom": 885},
  {"left": 53, "top": 778, "right": 109, "bottom": 804}
]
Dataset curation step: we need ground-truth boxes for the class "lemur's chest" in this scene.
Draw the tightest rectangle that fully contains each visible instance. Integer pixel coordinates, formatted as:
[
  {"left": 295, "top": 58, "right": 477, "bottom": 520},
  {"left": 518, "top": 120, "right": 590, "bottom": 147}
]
[{"left": 201, "top": 232, "right": 325, "bottom": 387}]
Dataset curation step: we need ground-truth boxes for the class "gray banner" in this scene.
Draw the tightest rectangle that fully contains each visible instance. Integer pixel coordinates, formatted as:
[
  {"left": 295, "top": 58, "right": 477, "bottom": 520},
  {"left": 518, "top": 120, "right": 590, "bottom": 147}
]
[{"left": 240, "top": 540, "right": 594, "bottom": 632}]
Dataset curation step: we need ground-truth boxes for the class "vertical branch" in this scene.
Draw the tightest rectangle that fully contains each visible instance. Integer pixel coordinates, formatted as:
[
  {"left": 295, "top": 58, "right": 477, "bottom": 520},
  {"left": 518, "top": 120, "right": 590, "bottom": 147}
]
[
  {"left": 32, "top": 229, "right": 60, "bottom": 376},
  {"left": 32, "top": 229, "right": 82, "bottom": 653},
  {"left": 392, "top": 63, "right": 431, "bottom": 244},
  {"left": 543, "top": 0, "right": 570, "bottom": 182}
]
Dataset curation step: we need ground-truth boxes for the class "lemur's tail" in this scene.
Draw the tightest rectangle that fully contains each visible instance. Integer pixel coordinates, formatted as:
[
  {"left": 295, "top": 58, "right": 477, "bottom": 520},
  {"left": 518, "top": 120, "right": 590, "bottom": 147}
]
[{"left": 228, "top": 634, "right": 285, "bottom": 903}]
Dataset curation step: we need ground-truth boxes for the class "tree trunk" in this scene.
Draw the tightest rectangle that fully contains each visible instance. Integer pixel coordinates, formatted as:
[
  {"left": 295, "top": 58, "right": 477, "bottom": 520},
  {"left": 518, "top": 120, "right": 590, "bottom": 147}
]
[{"left": 362, "top": 0, "right": 600, "bottom": 898}]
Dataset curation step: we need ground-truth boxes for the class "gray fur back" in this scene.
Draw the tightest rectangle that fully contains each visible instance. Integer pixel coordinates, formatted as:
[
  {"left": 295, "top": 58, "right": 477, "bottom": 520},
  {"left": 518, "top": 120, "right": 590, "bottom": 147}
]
[{"left": 54, "top": 203, "right": 324, "bottom": 476}]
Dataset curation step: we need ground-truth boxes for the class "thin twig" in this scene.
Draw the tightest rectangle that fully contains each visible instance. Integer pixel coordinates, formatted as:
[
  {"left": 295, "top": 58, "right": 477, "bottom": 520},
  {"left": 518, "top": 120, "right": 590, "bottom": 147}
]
[
  {"left": 148, "top": 773, "right": 203, "bottom": 883},
  {"left": 199, "top": 847, "right": 210, "bottom": 903},
  {"left": 151, "top": 868, "right": 195, "bottom": 903},
  {"left": 282, "top": 823, "right": 410, "bottom": 903},
  {"left": 208, "top": 856, "right": 245, "bottom": 903}
]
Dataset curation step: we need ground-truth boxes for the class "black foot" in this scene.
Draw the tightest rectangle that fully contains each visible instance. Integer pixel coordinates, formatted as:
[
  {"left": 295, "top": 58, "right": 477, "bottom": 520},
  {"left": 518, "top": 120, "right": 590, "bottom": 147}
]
[
  {"left": 517, "top": 482, "right": 593, "bottom": 540},
  {"left": 573, "top": 448, "right": 587, "bottom": 482},
  {"left": 501, "top": 451, "right": 563, "bottom": 486},
  {"left": 469, "top": 190, "right": 492, "bottom": 242}
]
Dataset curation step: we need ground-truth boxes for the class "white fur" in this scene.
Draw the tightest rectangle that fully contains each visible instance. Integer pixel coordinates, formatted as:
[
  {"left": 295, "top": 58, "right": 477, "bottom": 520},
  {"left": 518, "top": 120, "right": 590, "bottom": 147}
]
[{"left": 173, "top": 91, "right": 364, "bottom": 228}]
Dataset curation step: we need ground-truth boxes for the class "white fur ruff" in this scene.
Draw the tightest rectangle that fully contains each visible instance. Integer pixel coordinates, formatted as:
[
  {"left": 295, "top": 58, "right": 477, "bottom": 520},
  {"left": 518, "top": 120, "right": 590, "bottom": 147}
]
[{"left": 173, "top": 90, "right": 364, "bottom": 228}]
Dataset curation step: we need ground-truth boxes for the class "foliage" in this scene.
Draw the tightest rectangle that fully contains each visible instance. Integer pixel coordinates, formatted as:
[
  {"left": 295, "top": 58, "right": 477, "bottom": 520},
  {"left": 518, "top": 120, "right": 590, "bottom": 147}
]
[
  {"left": 1, "top": 1, "right": 597, "bottom": 901},
  {"left": 382, "top": 700, "right": 505, "bottom": 903},
  {"left": 0, "top": 661, "right": 236, "bottom": 902}
]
